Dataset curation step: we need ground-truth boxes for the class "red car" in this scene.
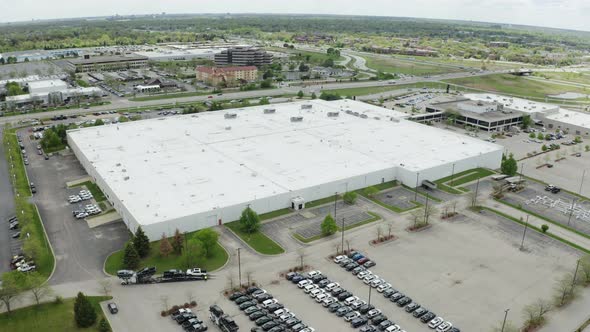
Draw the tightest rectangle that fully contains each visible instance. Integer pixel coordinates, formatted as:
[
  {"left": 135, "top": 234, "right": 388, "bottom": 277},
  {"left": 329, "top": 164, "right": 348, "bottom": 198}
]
[{"left": 357, "top": 257, "right": 369, "bottom": 265}]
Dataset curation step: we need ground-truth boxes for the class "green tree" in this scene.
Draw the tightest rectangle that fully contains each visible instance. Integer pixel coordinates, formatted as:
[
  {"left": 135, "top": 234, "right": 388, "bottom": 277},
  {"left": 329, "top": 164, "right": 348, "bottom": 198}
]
[
  {"left": 311, "top": 92, "right": 317, "bottom": 100},
  {"left": 537, "top": 132, "right": 544, "bottom": 140},
  {"left": 521, "top": 115, "right": 532, "bottom": 129},
  {"left": 133, "top": 226, "right": 150, "bottom": 258},
  {"left": 94, "top": 119, "right": 104, "bottom": 126},
  {"left": 529, "top": 132, "right": 536, "bottom": 139},
  {"left": 122, "top": 242, "right": 140, "bottom": 269},
  {"left": 297, "top": 90, "right": 304, "bottom": 98},
  {"left": 0, "top": 271, "right": 25, "bottom": 313},
  {"left": 24, "top": 272, "right": 52, "bottom": 305},
  {"left": 322, "top": 58, "right": 335, "bottom": 67},
  {"left": 319, "top": 92, "right": 341, "bottom": 101},
  {"left": 321, "top": 214, "right": 338, "bottom": 236},
  {"left": 98, "top": 318, "right": 111, "bottom": 332},
  {"left": 239, "top": 207, "right": 261, "bottom": 233},
  {"left": 585, "top": 145, "right": 590, "bottom": 152},
  {"left": 196, "top": 228, "right": 219, "bottom": 257},
  {"left": 171, "top": 229, "right": 184, "bottom": 256},
  {"left": 259, "top": 97, "right": 270, "bottom": 105},
  {"left": 74, "top": 292, "right": 97, "bottom": 328},
  {"left": 364, "top": 186, "right": 378, "bottom": 197},
  {"left": 574, "top": 136, "right": 583, "bottom": 143},
  {"left": 501, "top": 153, "right": 518, "bottom": 176},
  {"left": 159, "top": 233, "right": 173, "bottom": 257},
  {"left": 184, "top": 238, "right": 204, "bottom": 268},
  {"left": 541, "top": 144, "right": 548, "bottom": 152},
  {"left": 298, "top": 62, "right": 309, "bottom": 72},
  {"left": 342, "top": 192, "right": 357, "bottom": 205},
  {"left": 541, "top": 224, "right": 549, "bottom": 233}
]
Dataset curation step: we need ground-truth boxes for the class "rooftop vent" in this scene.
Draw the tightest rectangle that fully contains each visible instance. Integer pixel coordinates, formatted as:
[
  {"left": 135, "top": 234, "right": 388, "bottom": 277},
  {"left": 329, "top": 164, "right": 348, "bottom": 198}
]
[
  {"left": 225, "top": 126, "right": 232, "bottom": 130},
  {"left": 123, "top": 176, "right": 130, "bottom": 181},
  {"left": 345, "top": 110, "right": 353, "bottom": 114},
  {"left": 327, "top": 112, "right": 339, "bottom": 117},
  {"left": 360, "top": 114, "right": 368, "bottom": 119},
  {"left": 290, "top": 116, "right": 304, "bottom": 122},
  {"left": 301, "top": 104, "right": 313, "bottom": 109},
  {"left": 263, "top": 108, "right": 276, "bottom": 114},
  {"left": 224, "top": 113, "right": 237, "bottom": 119}
]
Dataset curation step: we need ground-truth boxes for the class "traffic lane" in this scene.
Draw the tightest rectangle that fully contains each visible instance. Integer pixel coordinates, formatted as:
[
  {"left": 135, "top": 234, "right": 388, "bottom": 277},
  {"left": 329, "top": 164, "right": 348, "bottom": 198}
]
[{"left": 0, "top": 126, "right": 17, "bottom": 273}]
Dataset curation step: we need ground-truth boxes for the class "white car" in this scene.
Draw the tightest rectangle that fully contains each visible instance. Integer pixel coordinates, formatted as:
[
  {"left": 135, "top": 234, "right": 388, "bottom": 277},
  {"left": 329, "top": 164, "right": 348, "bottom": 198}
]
[
  {"left": 344, "top": 311, "right": 360, "bottom": 322},
  {"left": 357, "top": 271, "right": 370, "bottom": 279},
  {"left": 377, "top": 283, "right": 392, "bottom": 293},
  {"left": 298, "top": 280, "right": 312, "bottom": 288},
  {"left": 322, "top": 297, "right": 336, "bottom": 307},
  {"left": 344, "top": 296, "right": 359, "bottom": 306},
  {"left": 315, "top": 293, "right": 328, "bottom": 303},
  {"left": 350, "top": 300, "right": 366, "bottom": 310},
  {"left": 303, "top": 284, "right": 318, "bottom": 293},
  {"left": 370, "top": 278, "right": 383, "bottom": 288},
  {"left": 436, "top": 322, "right": 453, "bottom": 332},
  {"left": 68, "top": 196, "right": 81, "bottom": 203},
  {"left": 367, "top": 309, "right": 382, "bottom": 319},
  {"left": 262, "top": 299, "right": 278, "bottom": 308},
  {"left": 333, "top": 255, "right": 347, "bottom": 263},
  {"left": 385, "top": 325, "right": 401, "bottom": 332},
  {"left": 273, "top": 308, "right": 289, "bottom": 317},
  {"left": 325, "top": 282, "right": 340, "bottom": 291},
  {"left": 279, "top": 312, "right": 294, "bottom": 321},
  {"left": 307, "top": 270, "right": 321, "bottom": 278},
  {"left": 428, "top": 317, "right": 444, "bottom": 328},
  {"left": 75, "top": 212, "right": 89, "bottom": 219},
  {"left": 363, "top": 274, "right": 377, "bottom": 284},
  {"left": 309, "top": 289, "right": 323, "bottom": 298}
]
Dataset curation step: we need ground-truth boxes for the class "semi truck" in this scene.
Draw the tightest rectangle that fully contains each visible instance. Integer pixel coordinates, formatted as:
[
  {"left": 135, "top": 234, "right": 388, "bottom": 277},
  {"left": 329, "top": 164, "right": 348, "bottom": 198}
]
[
  {"left": 209, "top": 305, "right": 239, "bottom": 332},
  {"left": 116, "top": 266, "right": 208, "bottom": 285}
]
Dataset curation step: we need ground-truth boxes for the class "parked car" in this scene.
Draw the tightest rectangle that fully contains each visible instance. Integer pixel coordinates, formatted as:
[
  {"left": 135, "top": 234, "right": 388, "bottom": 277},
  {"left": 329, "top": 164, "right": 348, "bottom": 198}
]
[
  {"left": 428, "top": 317, "right": 444, "bottom": 328},
  {"left": 364, "top": 261, "right": 376, "bottom": 268},
  {"left": 420, "top": 312, "right": 436, "bottom": 323},
  {"left": 436, "top": 322, "right": 453, "bottom": 332},
  {"left": 107, "top": 302, "right": 118, "bottom": 314},
  {"left": 412, "top": 307, "right": 428, "bottom": 318},
  {"left": 405, "top": 302, "right": 420, "bottom": 312}
]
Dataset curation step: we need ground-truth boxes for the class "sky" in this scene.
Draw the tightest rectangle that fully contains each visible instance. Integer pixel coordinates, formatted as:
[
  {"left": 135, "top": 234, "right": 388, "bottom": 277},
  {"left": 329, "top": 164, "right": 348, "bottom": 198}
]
[{"left": 1, "top": 0, "right": 590, "bottom": 32}]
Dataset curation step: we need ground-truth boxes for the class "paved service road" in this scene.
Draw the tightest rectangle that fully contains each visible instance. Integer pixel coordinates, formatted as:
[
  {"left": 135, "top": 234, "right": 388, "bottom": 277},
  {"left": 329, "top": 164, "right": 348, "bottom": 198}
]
[{"left": 0, "top": 126, "right": 16, "bottom": 274}]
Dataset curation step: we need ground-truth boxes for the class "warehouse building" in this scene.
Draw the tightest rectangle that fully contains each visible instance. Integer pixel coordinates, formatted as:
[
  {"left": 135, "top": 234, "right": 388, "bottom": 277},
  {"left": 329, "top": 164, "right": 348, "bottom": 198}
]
[
  {"left": 66, "top": 55, "right": 148, "bottom": 73},
  {"left": 67, "top": 99, "right": 502, "bottom": 240},
  {"left": 4, "top": 79, "right": 103, "bottom": 106}
]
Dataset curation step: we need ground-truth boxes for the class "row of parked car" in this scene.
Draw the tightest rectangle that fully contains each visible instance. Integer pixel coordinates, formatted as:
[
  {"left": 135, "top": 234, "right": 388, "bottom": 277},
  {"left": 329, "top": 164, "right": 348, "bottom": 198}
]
[
  {"left": 229, "top": 286, "right": 314, "bottom": 332},
  {"left": 170, "top": 307, "right": 208, "bottom": 332},
  {"left": 9, "top": 254, "right": 36, "bottom": 272},
  {"left": 334, "top": 251, "right": 377, "bottom": 271},
  {"left": 288, "top": 270, "right": 403, "bottom": 332},
  {"left": 72, "top": 203, "right": 102, "bottom": 219},
  {"left": 68, "top": 189, "right": 94, "bottom": 203},
  {"left": 334, "top": 252, "right": 460, "bottom": 332}
]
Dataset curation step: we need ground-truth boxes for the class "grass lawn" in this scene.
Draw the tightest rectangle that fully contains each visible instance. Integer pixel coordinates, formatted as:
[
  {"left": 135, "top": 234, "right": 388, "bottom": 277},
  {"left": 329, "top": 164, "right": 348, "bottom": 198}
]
[
  {"left": 225, "top": 221, "right": 284, "bottom": 255},
  {"left": 364, "top": 55, "right": 462, "bottom": 75},
  {"left": 259, "top": 208, "right": 292, "bottom": 221},
  {"left": 0, "top": 296, "right": 112, "bottom": 332},
  {"left": 445, "top": 74, "right": 590, "bottom": 100},
  {"left": 534, "top": 72, "right": 590, "bottom": 86},
  {"left": 324, "top": 82, "right": 448, "bottom": 97},
  {"left": 306, "top": 194, "right": 340, "bottom": 209},
  {"left": 3, "top": 127, "right": 54, "bottom": 278},
  {"left": 130, "top": 91, "right": 211, "bottom": 102},
  {"left": 434, "top": 168, "right": 495, "bottom": 194},
  {"left": 269, "top": 48, "right": 345, "bottom": 65},
  {"left": 293, "top": 212, "right": 381, "bottom": 243},
  {"left": 70, "top": 181, "right": 107, "bottom": 202},
  {"left": 104, "top": 229, "right": 229, "bottom": 275}
]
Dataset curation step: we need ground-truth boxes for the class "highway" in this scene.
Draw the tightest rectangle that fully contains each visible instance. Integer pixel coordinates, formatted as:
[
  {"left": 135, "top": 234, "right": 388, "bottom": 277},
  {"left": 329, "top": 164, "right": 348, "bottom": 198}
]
[{"left": 0, "top": 69, "right": 509, "bottom": 125}]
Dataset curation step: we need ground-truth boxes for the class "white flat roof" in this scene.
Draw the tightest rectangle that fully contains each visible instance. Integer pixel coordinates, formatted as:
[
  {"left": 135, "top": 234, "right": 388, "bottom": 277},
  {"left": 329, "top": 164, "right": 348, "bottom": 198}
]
[
  {"left": 545, "top": 109, "right": 590, "bottom": 129},
  {"left": 68, "top": 99, "right": 500, "bottom": 226},
  {"left": 464, "top": 93, "right": 559, "bottom": 114},
  {"left": 28, "top": 79, "right": 67, "bottom": 93}
]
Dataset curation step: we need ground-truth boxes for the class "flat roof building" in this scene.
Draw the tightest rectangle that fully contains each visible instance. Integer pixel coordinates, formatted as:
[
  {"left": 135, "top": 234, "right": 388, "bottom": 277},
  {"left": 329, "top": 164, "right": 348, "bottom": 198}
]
[
  {"left": 196, "top": 66, "right": 258, "bottom": 87},
  {"left": 214, "top": 47, "right": 272, "bottom": 67},
  {"left": 67, "top": 100, "right": 502, "bottom": 240},
  {"left": 66, "top": 55, "right": 148, "bottom": 73}
]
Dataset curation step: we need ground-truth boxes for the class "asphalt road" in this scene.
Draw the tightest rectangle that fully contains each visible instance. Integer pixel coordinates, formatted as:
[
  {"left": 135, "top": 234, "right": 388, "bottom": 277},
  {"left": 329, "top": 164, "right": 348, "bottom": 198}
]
[{"left": 0, "top": 126, "right": 16, "bottom": 274}]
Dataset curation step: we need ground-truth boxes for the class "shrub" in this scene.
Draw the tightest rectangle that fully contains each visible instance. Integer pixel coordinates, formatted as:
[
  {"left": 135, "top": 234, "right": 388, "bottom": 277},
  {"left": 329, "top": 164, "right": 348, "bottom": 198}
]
[
  {"left": 98, "top": 318, "right": 111, "bottom": 332},
  {"left": 541, "top": 224, "right": 549, "bottom": 233},
  {"left": 161, "top": 310, "right": 167, "bottom": 317},
  {"left": 342, "top": 192, "right": 357, "bottom": 205},
  {"left": 74, "top": 292, "right": 97, "bottom": 328},
  {"left": 54, "top": 295, "right": 63, "bottom": 304},
  {"left": 190, "top": 300, "right": 197, "bottom": 307}
]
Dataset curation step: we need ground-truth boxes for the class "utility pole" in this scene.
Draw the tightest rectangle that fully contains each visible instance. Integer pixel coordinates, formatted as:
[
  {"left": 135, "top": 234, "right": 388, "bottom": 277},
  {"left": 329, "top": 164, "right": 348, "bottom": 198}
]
[
  {"left": 368, "top": 284, "right": 372, "bottom": 306},
  {"left": 334, "top": 192, "right": 338, "bottom": 220},
  {"left": 424, "top": 191, "right": 430, "bottom": 224},
  {"left": 184, "top": 231, "right": 189, "bottom": 269},
  {"left": 473, "top": 176, "right": 481, "bottom": 207},
  {"left": 237, "top": 248, "right": 242, "bottom": 288},
  {"left": 341, "top": 217, "right": 345, "bottom": 255},
  {"left": 520, "top": 215, "right": 529, "bottom": 251},
  {"left": 519, "top": 162, "right": 524, "bottom": 182},
  {"left": 501, "top": 308, "right": 510, "bottom": 332},
  {"left": 571, "top": 259, "right": 581, "bottom": 294},
  {"left": 568, "top": 169, "right": 586, "bottom": 226},
  {"left": 450, "top": 163, "right": 456, "bottom": 187},
  {"left": 414, "top": 172, "right": 420, "bottom": 201}
]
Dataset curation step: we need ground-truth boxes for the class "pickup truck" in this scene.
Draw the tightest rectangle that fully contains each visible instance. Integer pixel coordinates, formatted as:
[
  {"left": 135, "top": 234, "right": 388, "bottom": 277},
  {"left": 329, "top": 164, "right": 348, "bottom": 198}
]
[{"left": 186, "top": 268, "right": 208, "bottom": 276}]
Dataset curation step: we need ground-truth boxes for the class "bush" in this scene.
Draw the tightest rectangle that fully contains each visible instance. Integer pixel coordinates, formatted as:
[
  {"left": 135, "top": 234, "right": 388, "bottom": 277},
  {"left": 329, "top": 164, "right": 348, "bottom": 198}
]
[
  {"left": 363, "top": 186, "right": 378, "bottom": 197},
  {"left": 342, "top": 192, "right": 357, "bottom": 205},
  {"left": 98, "top": 318, "right": 111, "bottom": 332},
  {"left": 54, "top": 295, "right": 63, "bottom": 304},
  {"left": 190, "top": 300, "right": 197, "bottom": 307},
  {"left": 541, "top": 224, "right": 549, "bottom": 233},
  {"left": 74, "top": 292, "right": 97, "bottom": 328}
]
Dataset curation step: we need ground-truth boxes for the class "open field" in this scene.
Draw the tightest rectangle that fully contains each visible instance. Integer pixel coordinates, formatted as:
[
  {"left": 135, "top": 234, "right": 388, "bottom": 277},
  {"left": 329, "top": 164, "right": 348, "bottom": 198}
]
[
  {"left": 324, "top": 82, "right": 448, "bottom": 97},
  {"left": 534, "top": 71, "right": 590, "bottom": 86},
  {"left": 445, "top": 74, "right": 590, "bottom": 100},
  {"left": 0, "top": 296, "right": 111, "bottom": 332},
  {"left": 363, "top": 55, "right": 463, "bottom": 75}
]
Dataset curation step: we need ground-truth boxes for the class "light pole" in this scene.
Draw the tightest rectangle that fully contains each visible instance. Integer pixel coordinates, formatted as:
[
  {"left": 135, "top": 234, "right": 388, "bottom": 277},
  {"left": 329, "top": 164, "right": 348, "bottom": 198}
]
[
  {"left": 501, "top": 308, "right": 510, "bottom": 332},
  {"left": 368, "top": 283, "right": 372, "bottom": 306},
  {"left": 341, "top": 217, "right": 345, "bottom": 255},
  {"left": 472, "top": 176, "right": 480, "bottom": 207},
  {"left": 414, "top": 172, "right": 420, "bottom": 201},
  {"left": 571, "top": 259, "right": 581, "bottom": 294},
  {"left": 237, "top": 248, "right": 242, "bottom": 288},
  {"left": 450, "top": 163, "right": 456, "bottom": 187},
  {"left": 334, "top": 192, "right": 338, "bottom": 220},
  {"left": 569, "top": 169, "right": 586, "bottom": 226},
  {"left": 520, "top": 215, "right": 529, "bottom": 250}
]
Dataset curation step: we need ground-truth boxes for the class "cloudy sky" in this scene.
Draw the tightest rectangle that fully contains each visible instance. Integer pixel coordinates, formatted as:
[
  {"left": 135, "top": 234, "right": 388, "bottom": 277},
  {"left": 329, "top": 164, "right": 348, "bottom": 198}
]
[{"left": 2, "top": 0, "right": 590, "bottom": 31}]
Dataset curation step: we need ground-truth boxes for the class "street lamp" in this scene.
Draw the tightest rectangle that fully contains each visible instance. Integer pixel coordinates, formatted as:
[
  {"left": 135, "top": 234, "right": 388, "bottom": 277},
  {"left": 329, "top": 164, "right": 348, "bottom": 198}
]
[
  {"left": 501, "top": 308, "right": 510, "bottom": 332},
  {"left": 520, "top": 215, "right": 529, "bottom": 251},
  {"left": 414, "top": 172, "right": 420, "bottom": 201},
  {"left": 334, "top": 192, "right": 338, "bottom": 220},
  {"left": 237, "top": 248, "right": 242, "bottom": 288},
  {"left": 368, "top": 283, "right": 372, "bottom": 306},
  {"left": 341, "top": 217, "right": 345, "bottom": 255}
]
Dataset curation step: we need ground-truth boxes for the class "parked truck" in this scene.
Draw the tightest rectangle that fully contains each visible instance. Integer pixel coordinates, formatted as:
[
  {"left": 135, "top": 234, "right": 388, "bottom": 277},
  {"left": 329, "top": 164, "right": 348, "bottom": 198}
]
[
  {"left": 209, "top": 305, "right": 239, "bottom": 332},
  {"left": 116, "top": 266, "right": 208, "bottom": 285}
]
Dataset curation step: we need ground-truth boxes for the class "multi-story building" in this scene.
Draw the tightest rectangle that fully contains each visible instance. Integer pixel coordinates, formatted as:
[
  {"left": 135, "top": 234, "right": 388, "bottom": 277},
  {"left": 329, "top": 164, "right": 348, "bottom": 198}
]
[
  {"left": 214, "top": 47, "right": 272, "bottom": 67},
  {"left": 66, "top": 55, "right": 148, "bottom": 73},
  {"left": 196, "top": 66, "right": 258, "bottom": 87}
]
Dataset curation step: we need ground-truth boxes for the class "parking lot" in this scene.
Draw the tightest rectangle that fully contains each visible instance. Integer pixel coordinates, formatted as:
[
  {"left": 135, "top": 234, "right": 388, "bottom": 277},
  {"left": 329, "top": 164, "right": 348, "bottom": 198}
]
[
  {"left": 20, "top": 127, "right": 129, "bottom": 284},
  {"left": 0, "top": 126, "right": 17, "bottom": 273},
  {"left": 373, "top": 186, "right": 440, "bottom": 211}
]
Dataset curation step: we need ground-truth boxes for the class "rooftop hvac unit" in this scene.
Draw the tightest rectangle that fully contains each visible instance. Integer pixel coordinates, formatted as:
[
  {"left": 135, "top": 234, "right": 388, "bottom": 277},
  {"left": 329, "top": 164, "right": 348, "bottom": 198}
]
[
  {"left": 290, "top": 116, "right": 304, "bottom": 122},
  {"left": 352, "top": 112, "right": 359, "bottom": 117},
  {"left": 224, "top": 113, "right": 237, "bottom": 119},
  {"left": 391, "top": 118, "right": 400, "bottom": 123},
  {"left": 360, "top": 114, "right": 368, "bottom": 119},
  {"left": 225, "top": 126, "right": 232, "bottom": 130},
  {"left": 123, "top": 176, "right": 130, "bottom": 181},
  {"left": 327, "top": 112, "right": 339, "bottom": 117},
  {"left": 301, "top": 104, "right": 313, "bottom": 109},
  {"left": 345, "top": 110, "right": 353, "bottom": 114},
  {"left": 263, "top": 108, "right": 276, "bottom": 114}
]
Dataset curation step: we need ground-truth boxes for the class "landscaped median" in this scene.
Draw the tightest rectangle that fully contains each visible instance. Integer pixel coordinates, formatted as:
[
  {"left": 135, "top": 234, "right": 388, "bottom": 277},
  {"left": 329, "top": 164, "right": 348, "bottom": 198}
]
[
  {"left": 0, "top": 295, "right": 112, "bottom": 332},
  {"left": 104, "top": 229, "right": 228, "bottom": 275},
  {"left": 225, "top": 221, "right": 285, "bottom": 255},
  {"left": 292, "top": 212, "right": 382, "bottom": 243},
  {"left": 3, "top": 126, "right": 54, "bottom": 279},
  {"left": 434, "top": 168, "right": 495, "bottom": 194}
]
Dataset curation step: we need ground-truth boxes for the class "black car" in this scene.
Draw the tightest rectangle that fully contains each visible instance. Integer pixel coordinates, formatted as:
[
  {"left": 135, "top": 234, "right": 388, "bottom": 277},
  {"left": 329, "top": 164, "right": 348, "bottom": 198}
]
[
  {"left": 261, "top": 321, "right": 278, "bottom": 331},
  {"left": 251, "top": 328, "right": 263, "bottom": 332},
  {"left": 420, "top": 312, "right": 436, "bottom": 323},
  {"left": 244, "top": 306, "right": 261, "bottom": 315},
  {"left": 347, "top": 251, "right": 359, "bottom": 258},
  {"left": 291, "top": 275, "right": 304, "bottom": 283},
  {"left": 182, "top": 318, "right": 203, "bottom": 329},
  {"left": 345, "top": 262, "right": 359, "bottom": 271},
  {"left": 412, "top": 307, "right": 428, "bottom": 318},
  {"left": 358, "top": 303, "right": 375, "bottom": 314},
  {"left": 404, "top": 302, "right": 420, "bottom": 313},
  {"left": 351, "top": 317, "right": 368, "bottom": 328},
  {"left": 230, "top": 292, "right": 245, "bottom": 301},
  {"left": 397, "top": 297, "right": 412, "bottom": 307},
  {"left": 382, "top": 288, "right": 396, "bottom": 298},
  {"left": 256, "top": 293, "right": 273, "bottom": 303},
  {"left": 328, "top": 302, "right": 343, "bottom": 312},
  {"left": 107, "top": 302, "right": 118, "bottom": 314},
  {"left": 311, "top": 274, "right": 326, "bottom": 283},
  {"left": 235, "top": 296, "right": 251, "bottom": 304},
  {"left": 267, "top": 327, "right": 284, "bottom": 332},
  {"left": 448, "top": 328, "right": 461, "bottom": 332},
  {"left": 378, "top": 320, "right": 393, "bottom": 330},
  {"left": 360, "top": 325, "right": 377, "bottom": 332},
  {"left": 390, "top": 293, "right": 404, "bottom": 302},
  {"left": 336, "top": 306, "right": 352, "bottom": 317},
  {"left": 291, "top": 324, "right": 306, "bottom": 332},
  {"left": 286, "top": 272, "right": 298, "bottom": 280},
  {"left": 317, "top": 279, "right": 331, "bottom": 288},
  {"left": 331, "top": 287, "right": 345, "bottom": 296},
  {"left": 249, "top": 311, "right": 267, "bottom": 320},
  {"left": 239, "top": 301, "right": 256, "bottom": 310},
  {"left": 363, "top": 261, "right": 376, "bottom": 268},
  {"left": 255, "top": 316, "right": 272, "bottom": 326},
  {"left": 247, "top": 286, "right": 261, "bottom": 294},
  {"left": 371, "top": 314, "right": 388, "bottom": 325},
  {"left": 266, "top": 303, "right": 283, "bottom": 312},
  {"left": 285, "top": 317, "right": 301, "bottom": 327},
  {"left": 176, "top": 313, "right": 197, "bottom": 324},
  {"left": 337, "top": 291, "right": 353, "bottom": 301}
]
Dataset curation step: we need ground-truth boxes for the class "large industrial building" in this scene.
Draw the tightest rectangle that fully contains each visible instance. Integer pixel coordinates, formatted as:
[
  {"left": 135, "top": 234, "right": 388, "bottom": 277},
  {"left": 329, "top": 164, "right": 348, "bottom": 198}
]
[
  {"left": 4, "top": 79, "right": 103, "bottom": 107},
  {"left": 67, "top": 99, "right": 502, "bottom": 240},
  {"left": 214, "top": 47, "right": 273, "bottom": 67},
  {"left": 66, "top": 55, "right": 148, "bottom": 73}
]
